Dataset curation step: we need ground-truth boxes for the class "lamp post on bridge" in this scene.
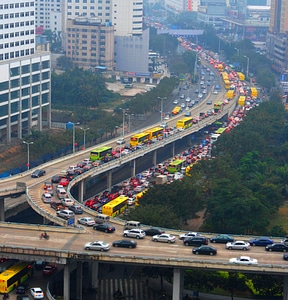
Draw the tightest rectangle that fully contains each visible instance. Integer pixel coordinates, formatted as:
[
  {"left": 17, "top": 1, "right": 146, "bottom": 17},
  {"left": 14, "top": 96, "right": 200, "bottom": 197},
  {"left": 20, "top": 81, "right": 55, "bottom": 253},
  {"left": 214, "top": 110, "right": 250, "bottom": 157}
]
[
  {"left": 158, "top": 97, "right": 167, "bottom": 123},
  {"left": 80, "top": 127, "right": 90, "bottom": 150},
  {"left": 23, "top": 141, "right": 34, "bottom": 170}
]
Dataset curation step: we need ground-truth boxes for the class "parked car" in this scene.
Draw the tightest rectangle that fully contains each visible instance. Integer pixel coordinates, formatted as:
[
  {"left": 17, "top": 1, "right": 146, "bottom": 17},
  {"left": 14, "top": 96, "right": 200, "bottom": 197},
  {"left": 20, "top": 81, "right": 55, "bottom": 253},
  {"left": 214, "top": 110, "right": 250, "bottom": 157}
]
[
  {"left": 42, "top": 264, "right": 57, "bottom": 275},
  {"left": 112, "top": 239, "right": 137, "bottom": 248},
  {"left": 179, "top": 232, "right": 200, "bottom": 240},
  {"left": 210, "top": 234, "right": 234, "bottom": 244},
  {"left": 249, "top": 237, "right": 274, "bottom": 246},
  {"left": 192, "top": 245, "right": 217, "bottom": 255},
  {"left": 123, "top": 229, "right": 146, "bottom": 239},
  {"left": 229, "top": 256, "right": 258, "bottom": 265},
  {"left": 56, "top": 209, "right": 74, "bottom": 220},
  {"left": 84, "top": 241, "right": 111, "bottom": 251},
  {"left": 152, "top": 234, "right": 176, "bottom": 243},
  {"left": 93, "top": 223, "right": 115, "bottom": 233},
  {"left": 30, "top": 287, "right": 44, "bottom": 299},
  {"left": 31, "top": 169, "right": 46, "bottom": 178},
  {"left": 226, "top": 241, "right": 251, "bottom": 251},
  {"left": 144, "top": 228, "right": 165, "bottom": 236},
  {"left": 68, "top": 205, "right": 83, "bottom": 214},
  {"left": 78, "top": 217, "right": 96, "bottom": 226},
  {"left": 265, "top": 243, "right": 288, "bottom": 252},
  {"left": 183, "top": 236, "right": 208, "bottom": 247}
]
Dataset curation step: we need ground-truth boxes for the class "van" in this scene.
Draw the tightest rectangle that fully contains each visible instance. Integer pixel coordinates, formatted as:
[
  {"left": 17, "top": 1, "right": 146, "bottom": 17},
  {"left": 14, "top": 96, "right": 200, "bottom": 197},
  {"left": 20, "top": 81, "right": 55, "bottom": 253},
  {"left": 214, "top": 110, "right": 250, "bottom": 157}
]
[
  {"left": 95, "top": 213, "right": 110, "bottom": 224},
  {"left": 124, "top": 220, "right": 141, "bottom": 230},
  {"left": 57, "top": 188, "right": 67, "bottom": 200}
]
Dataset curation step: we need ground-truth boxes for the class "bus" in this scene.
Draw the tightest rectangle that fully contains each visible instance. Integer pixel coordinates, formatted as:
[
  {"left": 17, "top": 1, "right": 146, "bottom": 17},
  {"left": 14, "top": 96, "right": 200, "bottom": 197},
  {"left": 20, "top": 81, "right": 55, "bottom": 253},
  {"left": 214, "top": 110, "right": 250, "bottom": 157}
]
[
  {"left": 214, "top": 102, "right": 223, "bottom": 113},
  {"left": 0, "top": 261, "right": 33, "bottom": 293},
  {"left": 144, "top": 127, "right": 164, "bottom": 141},
  {"left": 167, "top": 159, "right": 185, "bottom": 174},
  {"left": 101, "top": 195, "right": 128, "bottom": 217},
  {"left": 215, "top": 127, "right": 226, "bottom": 135},
  {"left": 171, "top": 106, "right": 181, "bottom": 115},
  {"left": 176, "top": 117, "right": 193, "bottom": 129},
  {"left": 130, "top": 132, "right": 150, "bottom": 147},
  {"left": 238, "top": 95, "right": 246, "bottom": 106},
  {"left": 90, "top": 146, "right": 113, "bottom": 162}
]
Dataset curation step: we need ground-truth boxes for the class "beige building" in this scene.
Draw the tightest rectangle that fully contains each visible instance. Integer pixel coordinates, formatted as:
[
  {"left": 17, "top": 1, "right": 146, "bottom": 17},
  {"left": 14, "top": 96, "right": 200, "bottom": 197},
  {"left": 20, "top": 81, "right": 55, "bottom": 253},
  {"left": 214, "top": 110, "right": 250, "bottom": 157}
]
[{"left": 66, "top": 17, "right": 114, "bottom": 70}]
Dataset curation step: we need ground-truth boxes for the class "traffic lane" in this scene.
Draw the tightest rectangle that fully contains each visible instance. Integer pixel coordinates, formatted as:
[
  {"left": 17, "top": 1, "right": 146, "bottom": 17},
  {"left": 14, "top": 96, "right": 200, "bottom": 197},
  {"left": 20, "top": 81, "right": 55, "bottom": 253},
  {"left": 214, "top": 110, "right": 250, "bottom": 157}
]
[{"left": 0, "top": 226, "right": 286, "bottom": 266}]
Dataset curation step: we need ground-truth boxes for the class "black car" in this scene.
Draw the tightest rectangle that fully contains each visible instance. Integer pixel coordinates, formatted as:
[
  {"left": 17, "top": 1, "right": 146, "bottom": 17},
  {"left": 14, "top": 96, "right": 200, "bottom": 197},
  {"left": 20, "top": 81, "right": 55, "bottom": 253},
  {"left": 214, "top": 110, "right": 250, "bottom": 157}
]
[
  {"left": 93, "top": 223, "right": 115, "bottom": 233},
  {"left": 68, "top": 205, "right": 83, "bottom": 214},
  {"left": 210, "top": 234, "right": 234, "bottom": 244},
  {"left": 112, "top": 239, "right": 137, "bottom": 248},
  {"left": 192, "top": 245, "right": 217, "bottom": 255},
  {"left": 51, "top": 175, "right": 61, "bottom": 183},
  {"left": 265, "top": 243, "right": 288, "bottom": 252},
  {"left": 283, "top": 253, "right": 288, "bottom": 261},
  {"left": 144, "top": 228, "right": 165, "bottom": 236},
  {"left": 183, "top": 236, "right": 208, "bottom": 247},
  {"left": 31, "top": 169, "right": 46, "bottom": 178},
  {"left": 17, "top": 296, "right": 30, "bottom": 300},
  {"left": 16, "top": 284, "right": 28, "bottom": 294}
]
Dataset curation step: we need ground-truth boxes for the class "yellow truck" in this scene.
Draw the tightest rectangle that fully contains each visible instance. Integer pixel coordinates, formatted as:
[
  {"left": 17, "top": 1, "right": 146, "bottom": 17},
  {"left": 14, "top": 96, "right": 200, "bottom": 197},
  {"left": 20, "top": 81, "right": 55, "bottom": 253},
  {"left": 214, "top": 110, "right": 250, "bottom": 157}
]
[{"left": 226, "top": 90, "right": 234, "bottom": 99}]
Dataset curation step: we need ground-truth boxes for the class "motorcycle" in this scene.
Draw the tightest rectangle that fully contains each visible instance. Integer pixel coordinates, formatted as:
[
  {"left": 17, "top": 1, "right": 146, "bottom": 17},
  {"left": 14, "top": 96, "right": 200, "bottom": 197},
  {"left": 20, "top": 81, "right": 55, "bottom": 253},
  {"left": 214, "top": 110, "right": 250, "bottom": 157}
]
[{"left": 40, "top": 233, "right": 49, "bottom": 240}]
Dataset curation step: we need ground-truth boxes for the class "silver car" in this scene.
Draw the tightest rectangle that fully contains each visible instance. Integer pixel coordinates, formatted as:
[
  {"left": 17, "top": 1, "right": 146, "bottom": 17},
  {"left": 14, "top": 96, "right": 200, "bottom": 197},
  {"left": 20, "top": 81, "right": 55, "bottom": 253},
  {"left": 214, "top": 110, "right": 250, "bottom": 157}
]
[
  {"left": 226, "top": 241, "right": 251, "bottom": 251},
  {"left": 152, "top": 234, "right": 176, "bottom": 243},
  {"left": 84, "top": 241, "right": 111, "bottom": 251},
  {"left": 123, "top": 229, "right": 146, "bottom": 239}
]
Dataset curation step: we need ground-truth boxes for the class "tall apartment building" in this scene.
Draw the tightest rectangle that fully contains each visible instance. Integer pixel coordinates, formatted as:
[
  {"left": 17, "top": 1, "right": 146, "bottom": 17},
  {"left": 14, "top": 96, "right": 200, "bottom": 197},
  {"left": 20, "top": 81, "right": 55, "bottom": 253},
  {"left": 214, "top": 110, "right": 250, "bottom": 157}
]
[
  {"left": 266, "top": 0, "right": 288, "bottom": 72},
  {"left": 66, "top": 17, "right": 114, "bottom": 70},
  {"left": 0, "top": 0, "right": 51, "bottom": 143},
  {"left": 35, "top": 0, "right": 62, "bottom": 32}
]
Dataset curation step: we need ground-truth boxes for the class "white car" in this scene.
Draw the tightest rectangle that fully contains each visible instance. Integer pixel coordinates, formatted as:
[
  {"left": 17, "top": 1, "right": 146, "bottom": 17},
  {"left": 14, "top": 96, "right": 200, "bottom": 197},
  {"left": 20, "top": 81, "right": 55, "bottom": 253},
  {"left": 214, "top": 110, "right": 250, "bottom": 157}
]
[
  {"left": 116, "top": 138, "right": 126, "bottom": 145},
  {"left": 152, "top": 233, "right": 176, "bottom": 243},
  {"left": 179, "top": 232, "right": 201, "bottom": 240},
  {"left": 229, "top": 256, "right": 258, "bottom": 265},
  {"left": 127, "top": 197, "right": 136, "bottom": 206},
  {"left": 30, "top": 287, "right": 44, "bottom": 299},
  {"left": 185, "top": 97, "right": 191, "bottom": 102},
  {"left": 84, "top": 241, "right": 111, "bottom": 251},
  {"left": 173, "top": 99, "right": 178, "bottom": 105},
  {"left": 123, "top": 229, "right": 146, "bottom": 239},
  {"left": 213, "top": 90, "right": 218, "bottom": 95},
  {"left": 78, "top": 217, "right": 96, "bottom": 226},
  {"left": 179, "top": 94, "right": 185, "bottom": 99},
  {"left": 226, "top": 241, "right": 251, "bottom": 251}
]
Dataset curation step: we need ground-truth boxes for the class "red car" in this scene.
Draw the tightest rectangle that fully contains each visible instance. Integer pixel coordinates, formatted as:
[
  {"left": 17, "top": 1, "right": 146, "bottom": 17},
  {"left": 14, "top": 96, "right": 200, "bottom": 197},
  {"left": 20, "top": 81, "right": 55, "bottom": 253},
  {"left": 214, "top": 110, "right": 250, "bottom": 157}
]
[
  {"left": 59, "top": 177, "right": 69, "bottom": 187},
  {"left": 42, "top": 264, "right": 57, "bottom": 275}
]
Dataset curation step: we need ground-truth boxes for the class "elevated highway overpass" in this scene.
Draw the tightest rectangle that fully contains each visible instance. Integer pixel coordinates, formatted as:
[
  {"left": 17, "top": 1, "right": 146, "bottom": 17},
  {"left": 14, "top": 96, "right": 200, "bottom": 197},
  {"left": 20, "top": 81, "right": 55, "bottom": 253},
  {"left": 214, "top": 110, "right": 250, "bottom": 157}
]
[{"left": 2, "top": 94, "right": 287, "bottom": 300}]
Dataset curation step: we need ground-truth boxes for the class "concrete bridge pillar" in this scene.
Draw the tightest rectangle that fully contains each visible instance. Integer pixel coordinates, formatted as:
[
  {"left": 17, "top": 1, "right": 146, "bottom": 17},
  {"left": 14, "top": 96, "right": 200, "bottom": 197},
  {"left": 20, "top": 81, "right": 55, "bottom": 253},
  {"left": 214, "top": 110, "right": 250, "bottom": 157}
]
[
  {"left": 78, "top": 180, "right": 84, "bottom": 203},
  {"left": 63, "top": 263, "right": 71, "bottom": 300},
  {"left": 107, "top": 170, "right": 112, "bottom": 192},
  {"left": 283, "top": 275, "right": 288, "bottom": 300},
  {"left": 76, "top": 261, "right": 83, "bottom": 300},
  {"left": 172, "top": 268, "right": 183, "bottom": 300},
  {"left": 153, "top": 150, "right": 157, "bottom": 167},
  {"left": 0, "top": 197, "right": 4, "bottom": 221},
  {"left": 131, "top": 159, "right": 136, "bottom": 178},
  {"left": 90, "top": 261, "right": 99, "bottom": 289},
  {"left": 171, "top": 142, "right": 175, "bottom": 158}
]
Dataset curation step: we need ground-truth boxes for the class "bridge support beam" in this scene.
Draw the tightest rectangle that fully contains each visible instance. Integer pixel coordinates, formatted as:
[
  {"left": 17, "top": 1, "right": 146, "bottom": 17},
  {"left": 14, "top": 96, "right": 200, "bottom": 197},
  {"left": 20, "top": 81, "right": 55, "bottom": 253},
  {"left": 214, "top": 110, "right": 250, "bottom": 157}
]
[
  {"left": 63, "top": 263, "right": 71, "bottom": 300},
  {"left": 78, "top": 180, "right": 84, "bottom": 203},
  {"left": 0, "top": 197, "right": 4, "bottom": 221},
  {"left": 107, "top": 170, "right": 112, "bottom": 192},
  {"left": 284, "top": 275, "right": 288, "bottom": 300},
  {"left": 131, "top": 159, "right": 136, "bottom": 178},
  {"left": 76, "top": 261, "right": 83, "bottom": 300},
  {"left": 172, "top": 268, "right": 183, "bottom": 300},
  {"left": 90, "top": 261, "right": 99, "bottom": 289},
  {"left": 152, "top": 150, "right": 157, "bottom": 167},
  {"left": 171, "top": 142, "right": 175, "bottom": 158}
]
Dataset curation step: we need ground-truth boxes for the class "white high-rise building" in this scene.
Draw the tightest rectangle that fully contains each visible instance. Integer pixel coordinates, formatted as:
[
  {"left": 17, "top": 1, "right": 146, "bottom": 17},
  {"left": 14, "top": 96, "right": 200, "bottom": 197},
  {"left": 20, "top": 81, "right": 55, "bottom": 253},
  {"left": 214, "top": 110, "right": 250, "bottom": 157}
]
[{"left": 0, "top": 0, "right": 51, "bottom": 143}]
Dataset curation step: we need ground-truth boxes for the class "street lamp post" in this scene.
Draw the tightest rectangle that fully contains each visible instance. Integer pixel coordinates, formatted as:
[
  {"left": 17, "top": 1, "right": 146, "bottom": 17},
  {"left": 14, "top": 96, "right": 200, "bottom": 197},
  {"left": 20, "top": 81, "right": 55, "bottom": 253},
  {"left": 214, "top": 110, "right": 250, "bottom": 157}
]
[
  {"left": 80, "top": 127, "right": 90, "bottom": 150},
  {"left": 193, "top": 52, "right": 199, "bottom": 83},
  {"left": 158, "top": 97, "right": 167, "bottom": 123},
  {"left": 72, "top": 123, "right": 75, "bottom": 154},
  {"left": 23, "top": 141, "right": 34, "bottom": 170},
  {"left": 126, "top": 113, "right": 134, "bottom": 134},
  {"left": 244, "top": 55, "right": 250, "bottom": 77}
]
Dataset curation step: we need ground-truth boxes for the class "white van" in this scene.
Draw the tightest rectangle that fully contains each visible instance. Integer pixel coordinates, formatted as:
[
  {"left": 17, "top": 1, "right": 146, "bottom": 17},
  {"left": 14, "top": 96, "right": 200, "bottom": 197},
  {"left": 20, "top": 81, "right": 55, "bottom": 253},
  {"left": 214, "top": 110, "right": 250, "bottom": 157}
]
[
  {"left": 57, "top": 188, "right": 67, "bottom": 200},
  {"left": 124, "top": 221, "right": 141, "bottom": 230},
  {"left": 95, "top": 214, "right": 110, "bottom": 224}
]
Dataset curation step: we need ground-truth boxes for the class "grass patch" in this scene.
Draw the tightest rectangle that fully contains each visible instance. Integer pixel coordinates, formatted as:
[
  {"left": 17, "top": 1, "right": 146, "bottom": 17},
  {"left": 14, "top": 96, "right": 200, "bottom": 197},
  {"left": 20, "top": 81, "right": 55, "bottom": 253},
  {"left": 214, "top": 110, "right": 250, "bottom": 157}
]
[{"left": 268, "top": 200, "right": 288, "bottom": 233}]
